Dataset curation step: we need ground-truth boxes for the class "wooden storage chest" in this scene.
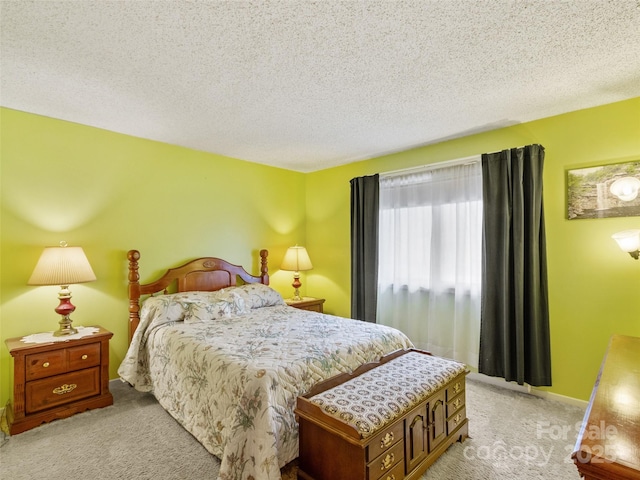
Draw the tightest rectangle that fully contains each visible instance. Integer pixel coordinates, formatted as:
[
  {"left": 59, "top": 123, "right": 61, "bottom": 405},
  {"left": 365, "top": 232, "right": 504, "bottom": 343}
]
[{"left": 295, "top": 348, "right": 469, "bottom": 480}]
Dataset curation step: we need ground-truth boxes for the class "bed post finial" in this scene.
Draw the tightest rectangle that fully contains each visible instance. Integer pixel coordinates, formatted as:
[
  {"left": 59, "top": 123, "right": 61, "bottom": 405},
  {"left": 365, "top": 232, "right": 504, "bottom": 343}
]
[
  {"left": 259, "top": 249, "right": 269, "bottom": 285},
  {"left": 127, "top": 250, "right": 141, "bottom": 343}
]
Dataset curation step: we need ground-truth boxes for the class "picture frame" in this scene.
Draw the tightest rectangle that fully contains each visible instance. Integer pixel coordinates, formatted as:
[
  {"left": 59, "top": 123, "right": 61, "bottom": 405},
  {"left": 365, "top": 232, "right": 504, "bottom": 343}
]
[{"left": 567, "top": 160, "right": 640, "bottom": 220}]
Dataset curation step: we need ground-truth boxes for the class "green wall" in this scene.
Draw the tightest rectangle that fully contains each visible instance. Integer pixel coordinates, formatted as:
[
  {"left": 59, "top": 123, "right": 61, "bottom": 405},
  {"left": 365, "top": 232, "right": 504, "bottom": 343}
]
[
  {"left": 1, "top": 98, "right": 639, "bottom": 411},
  {"left": 0, "top": 108, "right": 307, "bottom": 407},
  {"left": 306, "top": 97, "right": 640, "bottom": 402}
]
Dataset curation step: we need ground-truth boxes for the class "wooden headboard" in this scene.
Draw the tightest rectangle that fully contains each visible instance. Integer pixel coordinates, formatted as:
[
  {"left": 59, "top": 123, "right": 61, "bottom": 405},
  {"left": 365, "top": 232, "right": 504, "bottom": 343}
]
[{"left": 127, "top": 249, "right": 269, "bottom": 342}]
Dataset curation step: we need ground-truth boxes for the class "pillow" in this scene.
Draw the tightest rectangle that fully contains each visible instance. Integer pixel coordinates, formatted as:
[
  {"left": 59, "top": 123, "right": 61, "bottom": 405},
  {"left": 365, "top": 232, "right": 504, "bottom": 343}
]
[
  {"left": 183, "top": 290, "right": 248, "bottom": 323},
  {"left": 141, "top": 291, "right": 220, "bottom": 323},
  {"left": 231, "top": 283, "right": 285, "bottom": 309}
]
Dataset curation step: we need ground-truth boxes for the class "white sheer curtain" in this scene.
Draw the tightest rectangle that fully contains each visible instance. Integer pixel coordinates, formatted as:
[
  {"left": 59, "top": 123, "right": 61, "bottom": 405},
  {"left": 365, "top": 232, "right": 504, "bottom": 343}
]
[{"left": 377, "top": 160, "right": 482, "bottom": 367}]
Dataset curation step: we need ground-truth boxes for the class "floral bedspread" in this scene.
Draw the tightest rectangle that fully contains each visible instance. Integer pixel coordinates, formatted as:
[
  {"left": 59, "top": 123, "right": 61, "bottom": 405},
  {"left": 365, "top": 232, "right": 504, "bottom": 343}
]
[{"left": 118, "top": 285, "right": 413, "bottom": 480}]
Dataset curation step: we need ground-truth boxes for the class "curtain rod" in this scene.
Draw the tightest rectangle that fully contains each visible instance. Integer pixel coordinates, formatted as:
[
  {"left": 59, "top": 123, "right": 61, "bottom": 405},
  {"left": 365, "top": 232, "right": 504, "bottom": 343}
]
[{"left": 381, "top": 154, "right": 481, "bottom": 178}]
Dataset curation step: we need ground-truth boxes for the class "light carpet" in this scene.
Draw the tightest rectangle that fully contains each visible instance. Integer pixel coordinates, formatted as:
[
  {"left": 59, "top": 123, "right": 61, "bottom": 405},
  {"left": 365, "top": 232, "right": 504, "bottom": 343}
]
[{"left": 0, "top": 378, "right": 585, "bottom": 479}]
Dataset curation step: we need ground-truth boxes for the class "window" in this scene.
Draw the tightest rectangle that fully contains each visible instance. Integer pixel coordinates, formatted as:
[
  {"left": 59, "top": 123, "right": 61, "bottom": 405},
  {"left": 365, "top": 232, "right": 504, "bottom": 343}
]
[{"left": 377, "top": 160, "right": 482, "bottom": 366}]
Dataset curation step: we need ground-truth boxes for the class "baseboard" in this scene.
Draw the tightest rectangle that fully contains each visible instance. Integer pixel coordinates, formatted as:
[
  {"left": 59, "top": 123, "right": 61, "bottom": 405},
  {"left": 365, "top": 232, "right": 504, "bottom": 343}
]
[
  {"left": 528, "top": 388, "right": 589, "bottom": 409},
  {"left": 468, "top": 372, "right": 588, "bottom": 409}
]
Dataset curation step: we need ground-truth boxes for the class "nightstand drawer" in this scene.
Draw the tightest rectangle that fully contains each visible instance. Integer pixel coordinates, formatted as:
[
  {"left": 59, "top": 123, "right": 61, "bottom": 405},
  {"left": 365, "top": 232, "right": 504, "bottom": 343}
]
[
  {"left": 26, "top": 350, "right": 67, "bottom": 380},
  {"left": 285, "top": 297, "right": 325, "bottom": 313},
  {"left": 26, "top": 367, "right": 101, "bottom": 414},
  {"left": 25, "top": 342, "right": 101, "bottom": 380},
  {"left": 68, "top": 343, "right": 101, "bottom": 370},
  {"left": 303, "top": 303, "right": 323, "bottom": 312}
]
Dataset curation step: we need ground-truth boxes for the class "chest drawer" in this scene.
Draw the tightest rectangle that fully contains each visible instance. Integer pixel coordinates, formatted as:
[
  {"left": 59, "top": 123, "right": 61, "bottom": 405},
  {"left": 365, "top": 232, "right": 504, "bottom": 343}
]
[
  {"left": 373, "top": 461, "right": 404, "bottom": 480},
  {"left": 367, "top": 420, "right": 405, "bottom": 461},
  {"left": 367, "top": 440, "right": 404, "bottom": 480},
  {"left": 447, "top": 407, "right": 466, "bottom": 435},
  {"left": 26, "top": 367, "right": 101, "bottom": 414},
  {"left": 445, "top": 377, "right": 464, "bottom": 401},
  {"left": 447, "top": 392, "right": 465, "bottom": 417}
]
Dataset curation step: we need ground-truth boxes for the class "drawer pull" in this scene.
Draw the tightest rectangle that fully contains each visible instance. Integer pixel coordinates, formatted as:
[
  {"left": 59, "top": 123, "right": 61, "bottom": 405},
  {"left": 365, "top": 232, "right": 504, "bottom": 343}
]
[
  {"left": 453, "top": 413, "right": 461, "bottom": 426},
  {"left": 81, "top": 354, "right": 88, "bottom": 360},
  {"left": 385, "top": 476, "right": 396, "bottom": 480},
  {"left": 453, "top": 398, "right": 461, "bottom": 409},
  {"left": 42, "top": 362, "right": 50, "bottom": 368},
  {"left": 380, "top": 453, "right": 394, "bottom": 470},
  {"left": 53, "top": 383, "right": 77, "bottom": 395},
  {"left": 380, "top": 432, "right": 394, "bottom": 448},
  {"left": 453, "top": 382, "right": 461, "bottom": 394}
]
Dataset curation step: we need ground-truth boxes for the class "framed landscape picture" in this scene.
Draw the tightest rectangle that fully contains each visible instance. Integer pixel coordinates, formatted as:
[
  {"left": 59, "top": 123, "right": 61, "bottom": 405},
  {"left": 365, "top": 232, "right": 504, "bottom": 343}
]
[{"left": 567, "top": 160, "right": 640, "bottom": 220}]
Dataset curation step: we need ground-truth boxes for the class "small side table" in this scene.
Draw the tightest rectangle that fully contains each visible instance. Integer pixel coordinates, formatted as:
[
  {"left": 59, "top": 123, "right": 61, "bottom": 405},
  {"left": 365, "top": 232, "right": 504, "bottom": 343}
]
[
  {"left": 5, "top": 325, "right": 113, "bottom": 434},
  {"left": 285, "top": 297, "right": 325, "bottom": 313}
]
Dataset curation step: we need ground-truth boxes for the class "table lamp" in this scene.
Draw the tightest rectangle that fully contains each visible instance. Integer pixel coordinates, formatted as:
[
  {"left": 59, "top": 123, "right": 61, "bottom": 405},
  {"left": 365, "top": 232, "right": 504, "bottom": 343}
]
[
  {"left": 28, "top": 241, "right": 97, "bottom": 336},
  {"left": 281, "top": 245, "right": 313, "bottom": 301}
]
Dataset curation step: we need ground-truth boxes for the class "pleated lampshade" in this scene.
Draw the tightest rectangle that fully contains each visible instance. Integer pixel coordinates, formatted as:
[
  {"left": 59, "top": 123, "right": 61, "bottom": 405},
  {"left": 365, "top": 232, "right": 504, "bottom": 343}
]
[{"left": 28, "top": 243, "right": 96, "bottom": 286}]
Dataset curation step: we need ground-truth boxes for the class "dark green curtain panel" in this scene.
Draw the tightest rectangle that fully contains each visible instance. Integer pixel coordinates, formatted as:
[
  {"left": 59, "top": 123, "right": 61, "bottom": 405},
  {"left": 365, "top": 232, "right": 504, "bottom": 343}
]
[
  {"left": 479, "top": 144, "right": 552, "bottom": 386},
  {"left": 350, "top": 174, "right": 379, "bottom": 322}
]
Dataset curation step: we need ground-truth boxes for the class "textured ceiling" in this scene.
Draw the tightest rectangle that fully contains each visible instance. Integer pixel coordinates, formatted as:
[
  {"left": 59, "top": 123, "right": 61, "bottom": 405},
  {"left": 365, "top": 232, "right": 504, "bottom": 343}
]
[{"left": 2, "top": 1, "right": 640, "bottom": 172}]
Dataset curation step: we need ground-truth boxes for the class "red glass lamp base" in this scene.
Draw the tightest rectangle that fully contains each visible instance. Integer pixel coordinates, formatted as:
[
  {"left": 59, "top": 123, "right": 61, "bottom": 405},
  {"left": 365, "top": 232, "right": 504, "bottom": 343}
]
[
  {"left": 53, "top": 287, "right": 78, "bottom": 336},
  {"left": 291, "top": 273, "right": 302, "bottom": 301}
]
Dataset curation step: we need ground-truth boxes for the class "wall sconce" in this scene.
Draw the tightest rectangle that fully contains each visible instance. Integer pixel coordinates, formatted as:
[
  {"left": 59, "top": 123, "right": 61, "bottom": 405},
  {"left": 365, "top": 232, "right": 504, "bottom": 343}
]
[
  {"left": 28, "top": 241, "right": 97, "bottom": 335},
  {"left": 280, "top": 245, "right": 313, "bottom": 301},
  {"left": 610, "top": 177, "right": 640, "bottom": 202},
  {"left": 612, "top": 230, "right": 640, "bottom": 260}
]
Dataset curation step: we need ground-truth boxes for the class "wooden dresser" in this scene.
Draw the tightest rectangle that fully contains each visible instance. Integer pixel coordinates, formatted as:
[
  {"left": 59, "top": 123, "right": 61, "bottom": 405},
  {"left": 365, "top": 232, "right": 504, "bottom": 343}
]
[
  {"left": 5, "top": 326, "right": 113, "bottom": 434},
  {"left": 572, "top": 334, "right": 640, "bottom": 480},
  {"left": 295, "top": 349, "right": 468, "bottom": 480}
]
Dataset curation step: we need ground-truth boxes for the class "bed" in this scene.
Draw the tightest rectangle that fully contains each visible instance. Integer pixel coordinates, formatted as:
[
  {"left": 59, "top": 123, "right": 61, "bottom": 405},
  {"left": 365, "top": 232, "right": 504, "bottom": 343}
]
[{"left": 118, "top": 249, "right": 414, "bottom": 480}]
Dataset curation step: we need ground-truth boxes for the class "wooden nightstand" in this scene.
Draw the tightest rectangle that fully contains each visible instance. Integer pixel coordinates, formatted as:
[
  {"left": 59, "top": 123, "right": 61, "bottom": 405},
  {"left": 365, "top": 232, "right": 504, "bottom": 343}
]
[
  {"left": 285, "top": 297, "right": 325, "bottom": 313},
  {"left": 5, "top": 326, "right": 113, "bottom": 435}
]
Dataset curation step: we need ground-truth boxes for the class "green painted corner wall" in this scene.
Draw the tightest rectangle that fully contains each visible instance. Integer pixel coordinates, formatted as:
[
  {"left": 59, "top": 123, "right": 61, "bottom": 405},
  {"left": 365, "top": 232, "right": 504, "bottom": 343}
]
[
  {"left": 1, "top": 98, "right": 639, "bottom": 410},
  {"left": 305, "top": 97, "right": 640, "bottom": 402},
  {"left": 0, "top": 108, "right": 307, "bottom": 407}
]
